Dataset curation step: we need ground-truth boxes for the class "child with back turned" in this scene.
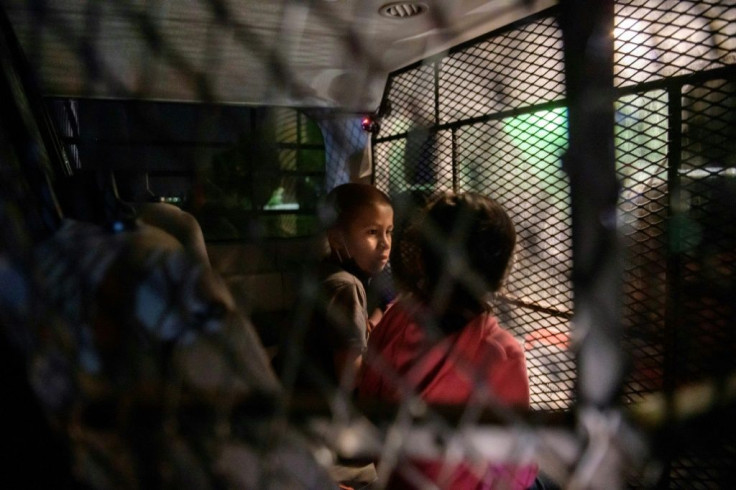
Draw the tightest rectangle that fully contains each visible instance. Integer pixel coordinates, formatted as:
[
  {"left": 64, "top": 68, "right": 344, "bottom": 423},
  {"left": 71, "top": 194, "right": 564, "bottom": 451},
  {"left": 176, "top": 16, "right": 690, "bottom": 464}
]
[{"left": 359, "top": 191, "right": 537, "bottom": 490}]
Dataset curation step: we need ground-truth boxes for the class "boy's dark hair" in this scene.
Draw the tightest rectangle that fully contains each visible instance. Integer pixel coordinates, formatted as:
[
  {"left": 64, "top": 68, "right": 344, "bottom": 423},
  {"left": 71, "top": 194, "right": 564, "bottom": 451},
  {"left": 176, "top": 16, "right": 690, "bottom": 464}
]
[
  {"left": 415, "top": 191, "right": 516, "bottom": 331},
  {"left": 320, "top": 183, "right": 392, "bottom": 231}
]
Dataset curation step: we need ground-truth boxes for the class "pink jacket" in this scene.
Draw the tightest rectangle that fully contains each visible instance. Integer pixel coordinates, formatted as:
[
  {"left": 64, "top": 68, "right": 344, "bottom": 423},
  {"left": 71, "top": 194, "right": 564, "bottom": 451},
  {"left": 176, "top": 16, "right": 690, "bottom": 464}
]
[{"left": 359, "top": 299, "right": 537, "bottom": 489}]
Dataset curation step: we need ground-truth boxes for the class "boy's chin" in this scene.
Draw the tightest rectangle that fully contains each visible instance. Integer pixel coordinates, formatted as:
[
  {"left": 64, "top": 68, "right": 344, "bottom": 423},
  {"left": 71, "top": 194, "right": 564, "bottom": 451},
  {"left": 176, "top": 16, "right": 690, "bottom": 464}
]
[{"left": 359, "top": 264, "right": 381, "bottom": 276}]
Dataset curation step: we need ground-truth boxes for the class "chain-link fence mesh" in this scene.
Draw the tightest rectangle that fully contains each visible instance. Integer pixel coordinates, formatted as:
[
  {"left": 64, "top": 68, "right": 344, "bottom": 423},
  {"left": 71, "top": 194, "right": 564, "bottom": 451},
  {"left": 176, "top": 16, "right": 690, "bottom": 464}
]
[{"left": 2, "top": 0, "right": 736, "bottom": 488}]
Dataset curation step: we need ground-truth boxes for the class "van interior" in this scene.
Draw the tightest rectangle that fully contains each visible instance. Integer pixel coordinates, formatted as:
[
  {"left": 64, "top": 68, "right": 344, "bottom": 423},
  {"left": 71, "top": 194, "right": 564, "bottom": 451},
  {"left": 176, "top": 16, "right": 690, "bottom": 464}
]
[{"left": 1, "top": 0, "right": 734, "bottom": 488}]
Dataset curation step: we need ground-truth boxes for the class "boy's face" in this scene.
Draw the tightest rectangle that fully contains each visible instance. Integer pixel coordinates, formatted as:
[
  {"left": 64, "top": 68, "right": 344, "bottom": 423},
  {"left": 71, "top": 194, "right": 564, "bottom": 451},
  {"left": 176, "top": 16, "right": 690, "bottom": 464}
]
[{"left": 339, "top": 202, "right": 393, "bottom": 275}]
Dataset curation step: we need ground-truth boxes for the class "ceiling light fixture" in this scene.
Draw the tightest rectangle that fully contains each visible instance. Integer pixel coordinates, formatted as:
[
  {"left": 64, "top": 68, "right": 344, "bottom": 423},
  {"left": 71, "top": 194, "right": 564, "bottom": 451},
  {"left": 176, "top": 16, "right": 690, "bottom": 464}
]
[{"left": 378, "top": 2, "right": 428, "bottom": 19}]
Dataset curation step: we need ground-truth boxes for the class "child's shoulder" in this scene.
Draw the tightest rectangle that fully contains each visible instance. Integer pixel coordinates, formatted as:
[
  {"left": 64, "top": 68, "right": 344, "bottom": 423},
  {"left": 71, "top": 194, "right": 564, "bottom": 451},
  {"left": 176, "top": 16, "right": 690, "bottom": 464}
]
[
  {"left": 319, "top": 260, "right": 366, "bottom": 294},
  {"left": 476, "top": 314, "right": 525, "bottom": 359},
  {"left": 321, "top": 261, "right": 357, "bottom": 282}
]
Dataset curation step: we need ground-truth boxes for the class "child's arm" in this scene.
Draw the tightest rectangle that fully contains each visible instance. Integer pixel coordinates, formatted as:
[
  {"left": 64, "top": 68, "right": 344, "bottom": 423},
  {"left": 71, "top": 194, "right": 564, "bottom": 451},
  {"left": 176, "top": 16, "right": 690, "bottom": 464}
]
[
  {"left": 324, "top": 281, "right": 370, "bottom": 389},
  {"left": 334, "top": 347, "right": 363, "bottom": 389}
]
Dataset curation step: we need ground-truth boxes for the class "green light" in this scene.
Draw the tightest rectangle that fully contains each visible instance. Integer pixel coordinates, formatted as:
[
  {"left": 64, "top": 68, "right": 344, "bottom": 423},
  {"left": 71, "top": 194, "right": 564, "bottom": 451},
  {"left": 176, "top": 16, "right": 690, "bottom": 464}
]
[{"left": 502, "top": 108, "right": 568, "bottom": 162}]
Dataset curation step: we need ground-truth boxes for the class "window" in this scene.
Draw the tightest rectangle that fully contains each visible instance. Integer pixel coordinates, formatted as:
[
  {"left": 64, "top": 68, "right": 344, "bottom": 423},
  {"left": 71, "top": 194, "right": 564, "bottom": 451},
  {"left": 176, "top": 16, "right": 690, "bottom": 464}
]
[
  {"left": 48, "top": 100, "right": 327, "bottom": 240},
  {"left": 197, "top": 107, "right": 327, "bottom": 240}
]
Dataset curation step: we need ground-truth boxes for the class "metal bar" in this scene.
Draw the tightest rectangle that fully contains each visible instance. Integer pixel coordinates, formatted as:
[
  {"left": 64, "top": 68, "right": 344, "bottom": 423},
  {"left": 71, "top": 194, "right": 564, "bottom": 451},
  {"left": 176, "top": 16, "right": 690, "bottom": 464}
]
[
  {"left": 375, "top": 98, "right": 571, "bottom": 144},
  {"left": 451, "top": 127, "right": 457, "bottom": 192},
  {"left": 614, "top": 64, "right": 736, "bottom": 98},
  {"left": 559, "top": 0, "right": 622, "bottom": 408},
  {"left": 497, "top": 295, "right": 574, "bottom": 320},
  {"left": 434, "top": 59, "right": 441, "bottom": 126},
  {"left": 654, "top": 83, "right": 684, "bottom": 489},
  {"left": 664, "top": 83, "right": 683, "bottom": 396}
]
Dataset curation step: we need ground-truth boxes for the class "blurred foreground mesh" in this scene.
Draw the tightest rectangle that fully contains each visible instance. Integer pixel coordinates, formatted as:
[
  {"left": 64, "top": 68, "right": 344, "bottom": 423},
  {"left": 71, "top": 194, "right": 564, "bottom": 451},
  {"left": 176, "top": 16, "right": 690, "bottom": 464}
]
[{"left": 0, "top": 0, "right": 735, "bottom": 489}]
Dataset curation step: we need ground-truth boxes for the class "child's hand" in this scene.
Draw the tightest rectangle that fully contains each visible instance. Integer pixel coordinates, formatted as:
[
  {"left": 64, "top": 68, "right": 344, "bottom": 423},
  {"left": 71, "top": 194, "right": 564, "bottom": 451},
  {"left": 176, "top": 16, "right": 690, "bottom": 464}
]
[{"left": 367, "top": 307, "right": 383, "bottom": 336}]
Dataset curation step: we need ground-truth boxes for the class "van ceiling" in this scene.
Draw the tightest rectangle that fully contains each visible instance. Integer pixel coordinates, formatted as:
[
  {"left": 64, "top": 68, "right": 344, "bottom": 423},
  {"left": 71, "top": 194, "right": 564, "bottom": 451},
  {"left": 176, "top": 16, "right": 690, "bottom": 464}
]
[{"left": 2, "top": 0, "right": 555, "bottom": 112}]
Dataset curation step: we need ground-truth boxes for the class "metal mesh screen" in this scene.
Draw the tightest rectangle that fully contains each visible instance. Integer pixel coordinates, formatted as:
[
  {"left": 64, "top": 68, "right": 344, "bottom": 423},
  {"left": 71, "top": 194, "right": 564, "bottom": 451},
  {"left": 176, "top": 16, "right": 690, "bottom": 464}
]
[
  {"left": 614, "top": 0, "right": 736, "bottom": 88},
  {"left": 373, "top": 128, "right": 454, "bottom": 196},
  {"left": 675, "top": 78, "right": 736, "bottom": 385},
  {"left": 618, "top": 89, "right": 669, "bottom": 400},
  {"left": 381, "top": 63, "right": 437, "bottom": 137},
  {"left": 612, "top": 13, "right": 736, "bottom": 487},
  {"left": 375, "top": 12, "right": 573, "bottom": 413},
  {"left": 374, "top": 2, "right": 736, "bottom": 487},
  {"left": 439, "top": 16, "right": 566, "bottom": 123},
  {"left": 455, "top": 112, "right": 573, "bottom": 411}
]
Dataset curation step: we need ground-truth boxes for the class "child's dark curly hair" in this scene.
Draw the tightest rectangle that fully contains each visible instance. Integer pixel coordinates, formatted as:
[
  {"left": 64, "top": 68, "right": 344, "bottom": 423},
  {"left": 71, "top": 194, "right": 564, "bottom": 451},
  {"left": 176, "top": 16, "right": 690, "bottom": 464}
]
[{"left": 413, "top": 191, "right": 516, "bottom": 332}]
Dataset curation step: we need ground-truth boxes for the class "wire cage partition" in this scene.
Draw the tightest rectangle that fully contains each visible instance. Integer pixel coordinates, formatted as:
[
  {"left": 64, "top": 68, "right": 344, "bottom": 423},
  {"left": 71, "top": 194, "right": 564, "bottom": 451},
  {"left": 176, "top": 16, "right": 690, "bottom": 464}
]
[
  {"left": 0, "top": 0, "right": 735, "bottom": 489},
  {"left": 372, "top": 1, "right": 735, "bottom": 488}
]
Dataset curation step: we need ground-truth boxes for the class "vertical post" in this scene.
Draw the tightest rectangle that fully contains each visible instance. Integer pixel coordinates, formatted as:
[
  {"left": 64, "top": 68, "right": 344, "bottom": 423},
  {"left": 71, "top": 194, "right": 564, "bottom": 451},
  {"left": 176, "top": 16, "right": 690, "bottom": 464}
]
[
  {"left": 655, "top": 83, "right": 683, "bottom": 489},
  {"left": 433, "top": 60, "right": 440, "bottom": 126},
  {"left": 559, "top": 0, "right": 622, "bottom": 408},
  {"left": 451, "top": 127, "right": 458, "bottom": 192}
]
